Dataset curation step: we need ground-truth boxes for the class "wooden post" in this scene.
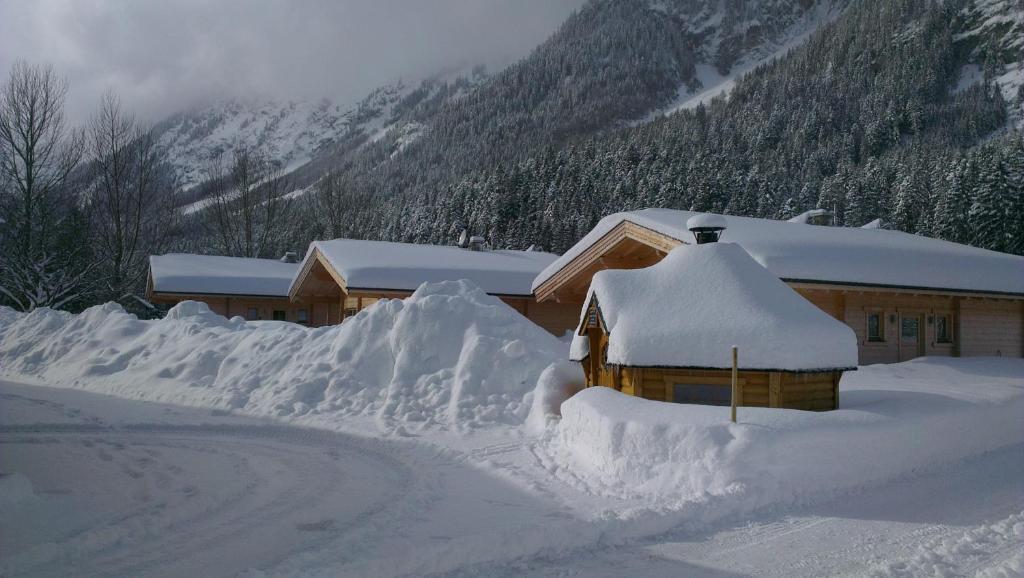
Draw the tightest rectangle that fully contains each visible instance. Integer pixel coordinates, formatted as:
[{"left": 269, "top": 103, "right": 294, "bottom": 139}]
[{"left": 730, "top": 346, "right": 738, "bottom": 423}]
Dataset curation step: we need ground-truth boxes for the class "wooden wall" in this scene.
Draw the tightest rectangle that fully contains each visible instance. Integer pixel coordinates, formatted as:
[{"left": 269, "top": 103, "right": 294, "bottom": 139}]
[
  {"left": 150, "top": 294, "right": 336, "bottom": 326},
  {"left": 794, "top": 288, "right": 1023, "bottom": 363},
  {"left": 581, "top": 324, "right": 840, "bottom": 411},
  {"left": 959, "top": 298, "right": 1024, "bottom": 357},
  {"left": 583, "top": 365, "right": 839, "bottom": 411}
]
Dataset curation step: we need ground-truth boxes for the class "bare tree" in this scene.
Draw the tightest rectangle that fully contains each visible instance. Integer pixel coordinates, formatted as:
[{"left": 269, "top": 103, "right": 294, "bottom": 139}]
[
  {"left": 0, "top": 61, "right": 89, "bottom": 310},
  {"left": 87, "top": 91, "right": 177, "bottom": 302},
  {"left": 206, "top": 144, "right": 292, "bottom": 258},
  {"left": 312, "top": 169, "right": 348, "bottom": 239}
]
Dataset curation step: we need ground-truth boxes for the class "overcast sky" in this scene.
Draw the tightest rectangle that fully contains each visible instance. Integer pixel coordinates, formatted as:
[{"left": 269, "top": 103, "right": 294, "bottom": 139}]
[{"left": 0, "top": 0, "right": 584, "bottom": 124}]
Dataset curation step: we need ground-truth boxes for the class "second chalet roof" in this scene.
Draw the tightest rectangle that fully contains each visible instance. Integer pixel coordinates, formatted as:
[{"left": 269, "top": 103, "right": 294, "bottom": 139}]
[
  {"left": 569, "top": 242, "right": 859, "bottom": 371},
  {"left": 534, "top": 209, "right": 1024, "bottom": 296},
  {"left": 149, "top": 254, "right": 299, "bottom": 297},
  {"left": 304, "top": 239, "right": 560, "bottom": 296}
]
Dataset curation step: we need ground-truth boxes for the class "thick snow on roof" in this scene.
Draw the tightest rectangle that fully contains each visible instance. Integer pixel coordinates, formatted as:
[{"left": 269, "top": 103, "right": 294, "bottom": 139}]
[
  {"left": 309, "top": 239, "right": 559, "bottom": 296},
  {"left": 570, "top": 242, "right": 858, "bottom": 371},
  {"left": 535, "top": 209, "right": 1024, "bottom": 296},
  {"left": 149, "top": 254, "right": 299, "bottom": 297}
]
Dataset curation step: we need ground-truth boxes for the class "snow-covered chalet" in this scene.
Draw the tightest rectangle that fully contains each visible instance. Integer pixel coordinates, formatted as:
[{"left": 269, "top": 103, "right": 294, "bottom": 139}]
[{"left": 536, "top": 209, "right": 1024, "bottom": 365}]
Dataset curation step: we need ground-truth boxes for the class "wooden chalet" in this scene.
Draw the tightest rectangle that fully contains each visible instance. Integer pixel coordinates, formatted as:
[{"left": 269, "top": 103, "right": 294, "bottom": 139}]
[
  {"left": 571, "top": 231, "right": 858, "bottom": 411},
  {"left": 287, "top": 239, "right": 579, "bottom": 334},
  {"left": 537, "top": 209, "right": 1024, "bottom": 364},
  {"left": 146, "top": 254, "right": 311, "bottom": 323}
]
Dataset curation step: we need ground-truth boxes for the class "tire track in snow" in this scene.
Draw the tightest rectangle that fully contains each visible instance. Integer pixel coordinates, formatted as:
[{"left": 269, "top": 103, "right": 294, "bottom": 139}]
[{"left": 0, "top": 423, "right": 418, "bottom": 578}]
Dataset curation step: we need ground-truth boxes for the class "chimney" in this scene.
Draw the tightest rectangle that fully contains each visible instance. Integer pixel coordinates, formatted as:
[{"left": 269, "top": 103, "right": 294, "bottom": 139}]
[
  {"left": 280, "top": 251, "right": 299, "bottom": 263},
  {"left": 686, "top": 213, "right": 727, "bottom": 244},
  {"left": 468, "top": 235, "right": 486, "bottom": 251}
]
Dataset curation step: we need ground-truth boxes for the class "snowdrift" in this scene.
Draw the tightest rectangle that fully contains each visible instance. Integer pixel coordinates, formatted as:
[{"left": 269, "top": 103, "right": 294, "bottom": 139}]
[
  {"left": 0, "top": 280, "right": 565, "bottom": 431},
  {"left": 552, "top": 358, "right": 1024, "bottom": 506}
]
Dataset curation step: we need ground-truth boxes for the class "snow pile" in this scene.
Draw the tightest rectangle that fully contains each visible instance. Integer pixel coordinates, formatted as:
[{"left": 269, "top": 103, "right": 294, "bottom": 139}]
[
  {"left": 551, "top": 358, "right": 1024, "bottom": 505},
  {"left": 525, "top": 360, "right": 586, "bottom": 434},
  {"left": 0, "top": 280, "right": 564, "bottom": 431},
  {"left": 571, "top": 242, "right": 858, "bottom": 371}
]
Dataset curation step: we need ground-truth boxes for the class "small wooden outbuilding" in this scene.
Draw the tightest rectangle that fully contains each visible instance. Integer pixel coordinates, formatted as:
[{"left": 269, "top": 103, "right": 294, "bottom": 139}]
[{"left": 571, "top": 230, "right": 859, "bottom": 411}]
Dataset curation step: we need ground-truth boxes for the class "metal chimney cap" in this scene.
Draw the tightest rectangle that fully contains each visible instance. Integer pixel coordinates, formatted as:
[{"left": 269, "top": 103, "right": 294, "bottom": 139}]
[
  {"left": 686, "top": 213, "right": 727, "bottom": 244},
  {"left": 686, "top": 213, "right": 727, "bottom": 232}
]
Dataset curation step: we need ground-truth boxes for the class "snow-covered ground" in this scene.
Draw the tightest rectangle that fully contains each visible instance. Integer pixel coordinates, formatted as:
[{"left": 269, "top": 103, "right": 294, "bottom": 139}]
[{"left": 1, "top": 288, "right": 1022, "bottom": 576}]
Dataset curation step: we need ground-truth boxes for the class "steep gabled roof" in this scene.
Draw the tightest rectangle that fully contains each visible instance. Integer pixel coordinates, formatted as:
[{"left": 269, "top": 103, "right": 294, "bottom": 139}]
[
  {"left": 536, "top": 209, "right": 1024, "bottom": 297},
  {"left": 570, "top": 242, "right": 859, "bottom": 371}
]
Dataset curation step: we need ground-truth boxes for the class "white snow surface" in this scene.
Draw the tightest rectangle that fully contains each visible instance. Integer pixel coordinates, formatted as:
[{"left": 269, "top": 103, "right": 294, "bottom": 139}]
[
  {"left": 570, "top": 242, "right": 858, "bottom": 370},
  {"left": 149, "top": 253, "right": 299, "bottom": 296},
  {"left": 307, "top": 239, "right": 559, "bottom": 296},
  {"left": 552, "top": 357, "right": 1024, "bottom": 505},
  {"left": 534, "top": 209, "right": 1024, "bottom": 296},
  {"left": 0, "top": 280, "right": 564, "bottom": 431}
]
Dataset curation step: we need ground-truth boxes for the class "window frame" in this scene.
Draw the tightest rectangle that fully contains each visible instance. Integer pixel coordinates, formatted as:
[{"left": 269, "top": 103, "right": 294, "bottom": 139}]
[
  {"left": 296, "top": 308, "right": 309, "bottom": 324},
  {"left": 865, "top": 310, "right": 886, "bottom": 343},
  {"left": 272, "top": 310, "right": 286, "bottom": 321},
  {"left": 934, "top": 313, "right": 954, "bottom": 344}
]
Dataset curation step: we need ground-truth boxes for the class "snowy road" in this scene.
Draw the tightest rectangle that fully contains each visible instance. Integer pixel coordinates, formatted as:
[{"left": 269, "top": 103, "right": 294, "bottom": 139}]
[{"left": 2, "top": 380, "right": 1022, "bottom": 577}]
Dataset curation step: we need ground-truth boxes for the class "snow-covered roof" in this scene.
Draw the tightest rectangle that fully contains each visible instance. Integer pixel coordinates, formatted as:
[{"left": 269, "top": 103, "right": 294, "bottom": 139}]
[
  {"left": 149, "top": 254, "right": 299, "bottom": 297},
  {"left": 536, "top": 209, "right": 1024, "bottom": 296},
  {"left": 305, "top": 239, "right": 559, "bottom": 296},
  {"left": 570, "top": 242, "right": 859, "bottom": 371}
]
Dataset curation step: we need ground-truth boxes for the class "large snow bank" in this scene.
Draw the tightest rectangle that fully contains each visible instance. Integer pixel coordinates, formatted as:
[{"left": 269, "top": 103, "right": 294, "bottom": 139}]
[
  {"left": 551, "top": 357, "right": 1024, "bottom": 505},
  {"left": 571, "top": 242, "right": 858, "bottom": 371},
  {"left": 0, "top": 280, "right": 564, "bottom": 431}
]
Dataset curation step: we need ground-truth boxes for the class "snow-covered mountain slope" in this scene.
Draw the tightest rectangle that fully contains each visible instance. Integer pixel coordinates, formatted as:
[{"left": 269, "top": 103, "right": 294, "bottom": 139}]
[
  {"left": 153, "top": 81, "right": 412, "bottom": 192},
  {"left": 653, "top": 0, "right": 848, "bottom": 115},
  {"left": 955, "top": 0, "right": 1024, "bottom": 128}
]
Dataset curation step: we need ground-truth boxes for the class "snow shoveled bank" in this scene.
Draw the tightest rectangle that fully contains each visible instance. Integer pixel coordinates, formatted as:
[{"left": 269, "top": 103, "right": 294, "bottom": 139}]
[
  {"left": 0, "top": 280, "right": 565, "bottom": 431},
  {"left": 550, "top": 357, "right": 1024, "bottom": 506}
]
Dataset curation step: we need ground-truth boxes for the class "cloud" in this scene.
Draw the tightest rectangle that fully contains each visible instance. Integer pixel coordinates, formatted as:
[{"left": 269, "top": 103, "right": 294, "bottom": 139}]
[{"left": 0, "top": 0, "right": 584, "bottom": 124}]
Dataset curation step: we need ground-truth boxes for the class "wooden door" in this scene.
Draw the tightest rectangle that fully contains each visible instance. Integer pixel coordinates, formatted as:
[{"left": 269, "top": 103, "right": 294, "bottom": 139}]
[{"left": 899, "top": 313, "right": 925, "bottom": 360}]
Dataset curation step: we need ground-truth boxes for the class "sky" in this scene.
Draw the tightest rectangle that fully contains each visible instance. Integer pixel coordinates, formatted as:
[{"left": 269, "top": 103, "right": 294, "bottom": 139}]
[{"left": 0, "top": 0, "right": 584, "bottom": 125}]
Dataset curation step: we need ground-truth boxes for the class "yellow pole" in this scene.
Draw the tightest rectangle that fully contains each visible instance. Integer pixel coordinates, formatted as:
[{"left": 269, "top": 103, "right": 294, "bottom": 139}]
[{"left": 731, "top": 346, "right": 738, "bottom": 423}]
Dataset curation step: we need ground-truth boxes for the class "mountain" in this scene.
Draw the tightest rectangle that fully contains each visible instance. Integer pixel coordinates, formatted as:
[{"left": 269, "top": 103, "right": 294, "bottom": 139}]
[{"left": 161, "top": 0, "right": 1022, "bottom": 258}]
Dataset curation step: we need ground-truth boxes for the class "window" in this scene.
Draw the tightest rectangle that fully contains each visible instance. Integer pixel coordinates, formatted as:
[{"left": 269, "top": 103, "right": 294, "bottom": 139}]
[
  {"left": 272, "top": 310, "right": 286, "bottom": 321},
  {"left": 673, "top": 383, "right": 732, "bottom": 406},
  {"left": 901, "top": 316, "right": 919, "bottom": 342},
  {"left": 867, "top": 313, "right": 884, "bottom": 342},
  {"left": 246, "top": 307, "right": 258, "bottom": 321},
  {"left": 297, "top": 309, "right": 308, "bottom": 324},
  {"left": 936, "top": 314, "right": 953, "bottom": 343},
  {"left": 587, "top": 309, "right": 599, "bottom": 328}
]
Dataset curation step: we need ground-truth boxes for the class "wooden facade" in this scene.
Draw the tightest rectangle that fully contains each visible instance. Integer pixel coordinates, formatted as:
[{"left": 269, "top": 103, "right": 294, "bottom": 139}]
[
  {"left": 537, "top": 220, "right": 1024, "bottom": 362},
  {"left": 289, "top": 248, "right": 580, "bottom": 335},
  {"left": 579, "top": 299, "right": 842, "bottom": 411}
]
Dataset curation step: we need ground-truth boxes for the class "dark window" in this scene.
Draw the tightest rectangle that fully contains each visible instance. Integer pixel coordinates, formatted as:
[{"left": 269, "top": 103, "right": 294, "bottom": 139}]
[
  {"left": 936, "top": 315, "right": 952, "bottom": 343},
  {"left": 901, "top": 317, "right": 919, "bottom": 341},
  {"left": 867, "top": 313, "right": 883, "bottom": 342},
  {"left": 272, "top": 310, "right": 286, "bottom": 321},
  {"left": 297, "top": 309, "right": 308, "bottom": 324},
  {"left": 673, "top": 383, "right": 732, "bottom": 406},
  {"left": 246, "top": 307, "right": 258, "bottom": 321}
]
